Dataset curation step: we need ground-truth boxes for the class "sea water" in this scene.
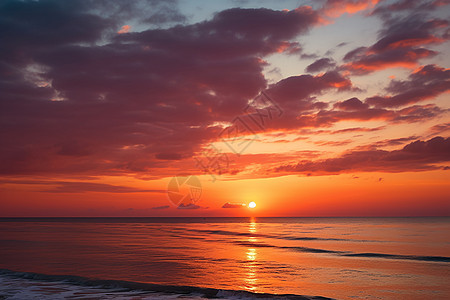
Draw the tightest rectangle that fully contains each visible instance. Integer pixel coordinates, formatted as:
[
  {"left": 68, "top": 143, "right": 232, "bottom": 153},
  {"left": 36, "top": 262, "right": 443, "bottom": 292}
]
[{"left": 0, "top": 217, "right": 449, "bottom": 299}]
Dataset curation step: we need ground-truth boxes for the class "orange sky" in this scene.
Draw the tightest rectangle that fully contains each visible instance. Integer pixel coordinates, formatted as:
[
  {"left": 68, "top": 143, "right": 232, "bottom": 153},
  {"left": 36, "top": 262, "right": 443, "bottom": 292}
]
[{"left": 1, "top": 170, "right": 449, "bottom": 217}]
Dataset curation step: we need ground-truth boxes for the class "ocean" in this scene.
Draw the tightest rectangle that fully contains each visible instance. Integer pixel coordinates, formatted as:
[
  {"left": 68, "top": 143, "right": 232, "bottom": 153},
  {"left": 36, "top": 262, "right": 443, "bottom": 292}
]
[{"left": 0, "top": 217, "right": 449, "bottom": 299}]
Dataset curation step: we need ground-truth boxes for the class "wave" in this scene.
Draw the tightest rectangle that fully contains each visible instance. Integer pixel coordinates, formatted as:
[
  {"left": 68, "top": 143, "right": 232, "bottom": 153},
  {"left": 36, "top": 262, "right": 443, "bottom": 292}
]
[
  {"left": 0, "top": 269, "right": 333, "bottom": 300},
  {"left": 233, "top": 241, "right": 450, "bottom": 263},
  {"left": 173, "top": 228, "right": 450, "bottom": 263},
  {"left": 341, "top": 252, "right": 450, "bottom": 262},
  {"left": 181, "top": 228, "right": 376, "bottom": 243}
]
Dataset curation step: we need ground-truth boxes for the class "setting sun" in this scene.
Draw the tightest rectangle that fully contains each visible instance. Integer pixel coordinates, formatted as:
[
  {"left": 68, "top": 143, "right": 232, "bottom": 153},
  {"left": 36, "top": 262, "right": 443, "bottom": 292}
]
[{"left": 248, "top": 201, "right": 256, "bottom": 209}]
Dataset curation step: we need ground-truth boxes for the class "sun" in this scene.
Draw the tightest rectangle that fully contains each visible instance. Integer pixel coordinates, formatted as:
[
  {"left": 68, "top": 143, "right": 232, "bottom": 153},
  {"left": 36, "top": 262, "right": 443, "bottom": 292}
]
[{"left": 248, "top": 201, "right": 256, "bottom": 209}]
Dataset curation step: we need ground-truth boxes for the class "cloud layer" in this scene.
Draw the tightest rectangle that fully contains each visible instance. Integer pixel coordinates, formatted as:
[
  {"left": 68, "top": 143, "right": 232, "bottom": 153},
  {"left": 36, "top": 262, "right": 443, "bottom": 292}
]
[{"left": 0, "top": 0, "right": 448, "bottom": 187}]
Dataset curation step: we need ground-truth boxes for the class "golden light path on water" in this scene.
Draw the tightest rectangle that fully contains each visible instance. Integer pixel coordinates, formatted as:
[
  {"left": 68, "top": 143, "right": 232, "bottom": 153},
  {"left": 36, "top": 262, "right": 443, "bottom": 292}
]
[{"left": 244, "top": 218, "right": 258, "bottom": 291}]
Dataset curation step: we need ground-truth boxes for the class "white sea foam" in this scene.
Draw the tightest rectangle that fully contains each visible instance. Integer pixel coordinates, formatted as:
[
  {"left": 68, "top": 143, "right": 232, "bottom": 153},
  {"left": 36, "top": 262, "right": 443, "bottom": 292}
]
[
  {"left": 0, "top": 274, "right": 208, "bottom": 299},
  {"left": 0, "top": 270, "right": 325, "bottom": 300}
]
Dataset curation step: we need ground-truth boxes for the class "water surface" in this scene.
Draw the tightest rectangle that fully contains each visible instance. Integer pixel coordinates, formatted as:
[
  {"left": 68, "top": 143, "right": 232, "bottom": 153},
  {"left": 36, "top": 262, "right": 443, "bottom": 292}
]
[{"left": 0, "top": 217, "right": 449, "bottom": 299}]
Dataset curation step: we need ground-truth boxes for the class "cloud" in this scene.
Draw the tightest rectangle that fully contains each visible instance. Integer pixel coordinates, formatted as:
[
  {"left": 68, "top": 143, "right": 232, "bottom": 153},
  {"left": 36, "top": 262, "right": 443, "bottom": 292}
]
[
  {"left": 206, "top": 71, "right": 360, "bottom": 134},
  {"left": 117, "top": 6, "right": 319, "bottom": 58},
  {"left": 41, "top": 182, "right": 165, "bottom": 193},
  {"left": 0, "top": 0, "right": 448, "bottom": 184},
  {"left": 293, "top": 103, "right": 443, "bottom": 129},
  {"left": 342, "top": 14, "right": 448, "bottom": 74},
  {"left": 320, "top": 0, "right": 380, "bottom": 18},
  {"left": 284, "top": 69, "right": 447, "bottom": 129},
  {"left": 177, "top": 203, "right": 207, "bottom": 209},
  {"left": 330, "top": 126, "right": 385, "bottom": 134},
  {"left": 0, "top": 3, "right": 320, "bottom": 178},
  {"left": 370, "top": 136, "right": 420, "bottom": 147},
  {"left": 335, "top": 97, "right": 369, "bottom": 111},
  {"left": 365, "top": 64, "right": 450, "bottom": 108},
  {"left": 371, "top": 0, "right": 449, "bottom": 18},
  {"left": 152, "top": 205, "right": 170, "bottom": 210},
  {"left": 222, "top": 202, "right": 247, "bottom": 208},
  {"left": 263, "top": 70, "right": 355, "bottom": 122},
  {"left": 343, "top": 47, "right": 437, "bottom": 74},
  {"left": 313, "top": 140, "right": 353, "bottom": 147},
  {"left": 274, "top": 136, "right": 450, "bottom": 175},
  {"left": 269, "top": 71, "right": 353, "bottom": 100},
  {"left": 428, "top": 122, "right": 450, "bottom": 136},
  {"left": 306, "top": 58, "right": 337, "bottom": 73},
  {"left": 297, "top": 126, "right": 385, "bottom": 135},
  {"left": 0, "top": 179, "right": 165, "bottom": 193},
  {"left": 393, "top": 104, "right": 444, "bottom": 123},
  {"left": 117, "top": 25, "right": 131, "bottom": 34},
  {"left": 155, "top": 152, "right": 184, "bottom": 160},
  {"left": 295, "top": 106, "right": 393, "bottom": 127}
]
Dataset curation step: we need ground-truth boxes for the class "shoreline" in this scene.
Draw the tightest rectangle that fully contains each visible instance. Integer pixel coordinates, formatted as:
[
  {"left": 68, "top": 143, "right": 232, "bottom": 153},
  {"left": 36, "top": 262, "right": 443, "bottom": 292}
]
[{"left": 0, "top": 269, "right": 334, "bottom": 300}]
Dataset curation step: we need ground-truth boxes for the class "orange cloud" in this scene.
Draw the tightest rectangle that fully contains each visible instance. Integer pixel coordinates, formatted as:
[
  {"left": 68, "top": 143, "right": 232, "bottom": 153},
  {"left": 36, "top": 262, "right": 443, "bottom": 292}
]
[
  {"left": 117, "top": 25, "right": 131, "bottom": 34},
  {"left": 345, "top": 61, "right": 417, "bottom": 73},
  {"left": 387, "top": 36, "right": 444, "bottom": 49},
  {"left": 322, "top": 0, "right": 380, "bottom": 18},
  {"left": 343, "top": 49, "right": 436, "bottom": 74}
]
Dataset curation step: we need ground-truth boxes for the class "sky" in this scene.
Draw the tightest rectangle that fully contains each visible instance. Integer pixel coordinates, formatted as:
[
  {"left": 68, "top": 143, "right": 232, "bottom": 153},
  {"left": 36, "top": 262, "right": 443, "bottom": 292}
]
[{"left": 0, "top": 0, "right": 449, "bottom": 217}]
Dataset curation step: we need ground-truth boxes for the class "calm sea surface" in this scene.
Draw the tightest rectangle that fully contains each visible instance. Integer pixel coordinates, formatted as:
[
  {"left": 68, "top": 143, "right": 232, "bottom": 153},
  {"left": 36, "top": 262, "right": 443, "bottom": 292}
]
[{"left": 0, "top": 217, "right": 449, "bottom": 299}]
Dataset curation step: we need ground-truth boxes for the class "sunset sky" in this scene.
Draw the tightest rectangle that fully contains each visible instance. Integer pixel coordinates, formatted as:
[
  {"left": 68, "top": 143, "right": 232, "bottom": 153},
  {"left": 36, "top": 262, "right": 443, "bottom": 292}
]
[{"left": 1, "top": 0, "right": 449, "bottom": 217}]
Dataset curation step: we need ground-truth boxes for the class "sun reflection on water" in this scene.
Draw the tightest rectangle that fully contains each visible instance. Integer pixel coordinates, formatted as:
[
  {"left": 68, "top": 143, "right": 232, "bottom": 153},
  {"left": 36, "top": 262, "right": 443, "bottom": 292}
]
[{"left": 244, "top": 218, "right": 259, "bottom": 291}]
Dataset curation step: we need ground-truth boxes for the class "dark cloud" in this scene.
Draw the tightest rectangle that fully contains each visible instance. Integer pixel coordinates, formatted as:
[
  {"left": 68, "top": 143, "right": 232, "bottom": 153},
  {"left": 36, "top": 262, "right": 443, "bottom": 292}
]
[
  {"left": 283, "top": 63, "right": 448, "bottom": 130},
  {"left": 365, "top": 64, "right": 450, "bottom": 108},
  {"left": 343, "top": 47, "right": 437, "bottom": 75},
  {"left": 152, "top": 205, "right": 170, "bottom": 210},
  {"left": 306, "top": 58, "right": 337, "bottom": 73},
  {"left": 117, "top": 6, "right": 318, "bottom": 59},
  {"left": 274, "top": 136, "right": 450, "bottom": 174},
  {"left": 371, "top": 0, "right": 449, "bottom": 19},
  {"left": 428, "top": 122, "right": 450, "bottom": 136},
  {"left": 392, "top": 104, "right": 444, "bottom": 123},
  {"left": 372, "top": 17, "right": 447, "bottom": 51},
  {"left": 177, "top": 203, "right": 206, "bottom": 209},
  {"left": 295, "top": 106, "right": 395, "bottom": 128},
  {"left": 0, "top": 179, "right": 165, "bottom": 193},
  {"left": 155, "top": 153, "right": 184, "bottom": 160},
  {"left": 333, "top": 126, "right": 385, "bottom": 134},
  {"left": 266, "top": 71, "right": 353, "bottom": 111},
  {"left": 0, "top": 3, "right": 320, "bottom": 177},
  {"left": 335, "top": 97, "right": 369, "bottom": 111},
  {"left": 371, "top": 136, "right": 421, "bottom": 147},
  {"left": 293, "top": 103, "right": 443, "bottom": 129},
  {"left": 0, "top": 0, "right": 111, "bottom": 60},
  {"left": 222, "top": 202, "right": 246, "bottom": 208},
  {"left": 297, "top": 126, "right": 385, "bottom": 135},
  {"left": 342, "top": 12, "right": 448, "bottom": 74},
  {"left": 41, "top": 182, "right": 164, "bottom": 193}
]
